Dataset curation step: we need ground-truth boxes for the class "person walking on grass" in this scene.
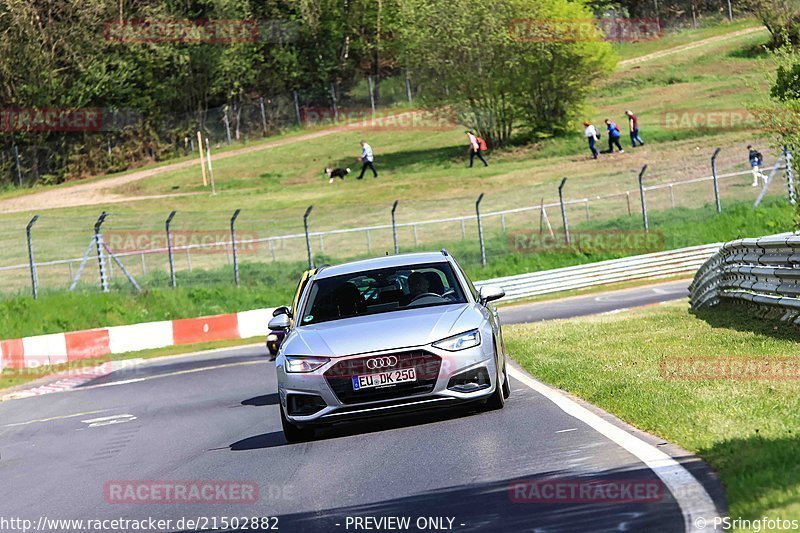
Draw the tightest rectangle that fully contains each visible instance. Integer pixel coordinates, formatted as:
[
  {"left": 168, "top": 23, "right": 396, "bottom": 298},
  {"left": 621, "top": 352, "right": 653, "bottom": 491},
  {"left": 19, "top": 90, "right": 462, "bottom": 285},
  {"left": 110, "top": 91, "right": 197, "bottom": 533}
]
[
  {"left": 625, "top": 110, "right": 644, "bottom": 147},
  {"left": 604, "top": 118, "right": 624, "bottom": 153},
  {"left": 748, "top": 145, "right": 765, "bottom": 187},
  {"left": 467, "top": 131, "right": 488, "bottom": 167},
  {"left": 357, "top": 139, "right": 378, "bottom": 179},
  {"left": 584, "top": 121, "right": 600, "bottom": 159}
]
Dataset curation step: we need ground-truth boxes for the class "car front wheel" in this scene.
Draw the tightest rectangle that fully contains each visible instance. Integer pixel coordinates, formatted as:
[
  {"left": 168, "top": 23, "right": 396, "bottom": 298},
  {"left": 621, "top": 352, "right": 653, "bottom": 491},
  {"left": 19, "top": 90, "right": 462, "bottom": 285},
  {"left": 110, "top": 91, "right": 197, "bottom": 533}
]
[{"left": 483, "top": 359, "right": 506, "bottom": 411}]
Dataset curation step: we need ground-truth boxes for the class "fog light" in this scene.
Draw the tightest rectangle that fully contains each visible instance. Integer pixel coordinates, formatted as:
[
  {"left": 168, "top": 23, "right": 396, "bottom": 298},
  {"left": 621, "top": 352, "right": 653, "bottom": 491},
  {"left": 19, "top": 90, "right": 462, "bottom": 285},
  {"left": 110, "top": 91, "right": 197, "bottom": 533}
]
[
  {"left": 447, "top": 367, "right": 491, "bottom": 393},
  {"left": 286, "top": 394, "right": 327, "bottom": 416}
]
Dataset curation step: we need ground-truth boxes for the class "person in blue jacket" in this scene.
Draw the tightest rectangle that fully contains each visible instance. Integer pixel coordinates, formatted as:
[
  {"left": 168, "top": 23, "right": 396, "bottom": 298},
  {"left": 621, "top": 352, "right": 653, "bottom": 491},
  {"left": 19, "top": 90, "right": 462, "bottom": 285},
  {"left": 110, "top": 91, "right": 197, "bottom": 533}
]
[{"left": 604, "top": 118, "right": 624, "bottom": 154}]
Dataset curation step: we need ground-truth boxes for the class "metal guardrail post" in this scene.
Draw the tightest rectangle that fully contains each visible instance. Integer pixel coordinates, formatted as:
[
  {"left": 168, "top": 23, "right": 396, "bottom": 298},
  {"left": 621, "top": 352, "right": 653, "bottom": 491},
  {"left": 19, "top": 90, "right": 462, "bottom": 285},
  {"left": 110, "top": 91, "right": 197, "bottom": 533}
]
[
  {"left": 391, "top": 200, "right": 399, "bottom": 254},
  {"left": 638, "top": 165, "right": 649, "bottom": 232},
  {"left": 784, "top": 146, "right": 796, "bottom": 205},
  {"left": 711, "top": 147, "right": 722, "bottom": 213},
  {"left": 26, "top": 215, "right": 39, "bottom": 299},
  {"left": 94, "top": 211, "right": 110, "bottom": 292},
  {"left": 476, "top": 193, "right": 486, "bottom": 268},
  {"left": 558, "top": 178, "right": 570, "bottom": 247},
  {"left": 304, "top": 205, "right": 314, "bottom": 269},
  {"left": 165, "top": 210, "right": 177, "bottom": 288},
  {"left": 230, "top": 209, "right": 242, "bottom": 286}
]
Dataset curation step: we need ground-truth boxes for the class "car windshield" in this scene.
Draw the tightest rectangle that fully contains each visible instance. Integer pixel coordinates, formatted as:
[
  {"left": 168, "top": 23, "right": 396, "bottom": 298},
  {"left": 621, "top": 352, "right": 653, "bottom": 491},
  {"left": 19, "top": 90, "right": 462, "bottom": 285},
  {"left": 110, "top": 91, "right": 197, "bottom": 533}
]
[{"left": 299, "top": 262, "right": 467, "bottom": 325}]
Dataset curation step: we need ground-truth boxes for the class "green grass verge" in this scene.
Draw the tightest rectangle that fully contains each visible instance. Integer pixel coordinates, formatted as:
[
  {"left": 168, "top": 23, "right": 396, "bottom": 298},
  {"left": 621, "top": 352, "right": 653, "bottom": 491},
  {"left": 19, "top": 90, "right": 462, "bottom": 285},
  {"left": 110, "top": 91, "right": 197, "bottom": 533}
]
[{"left": 506, "top": 301, "right": 800, "bottom": 524}]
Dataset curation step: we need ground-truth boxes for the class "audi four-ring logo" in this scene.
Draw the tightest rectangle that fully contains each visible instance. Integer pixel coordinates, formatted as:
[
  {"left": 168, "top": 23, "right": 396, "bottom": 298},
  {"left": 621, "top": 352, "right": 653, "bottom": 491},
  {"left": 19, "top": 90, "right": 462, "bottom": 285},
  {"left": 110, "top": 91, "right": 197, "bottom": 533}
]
[{"left": 366, "top": 356, "right": 398, "bottom": 370}]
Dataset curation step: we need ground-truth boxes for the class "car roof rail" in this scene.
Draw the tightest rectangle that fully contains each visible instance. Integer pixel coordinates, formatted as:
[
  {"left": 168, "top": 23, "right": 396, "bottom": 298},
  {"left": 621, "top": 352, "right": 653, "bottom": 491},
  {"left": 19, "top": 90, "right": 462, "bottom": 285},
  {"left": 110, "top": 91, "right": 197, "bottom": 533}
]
[{"left": 440, "top": 248, "right": 449, "bottom": 257}]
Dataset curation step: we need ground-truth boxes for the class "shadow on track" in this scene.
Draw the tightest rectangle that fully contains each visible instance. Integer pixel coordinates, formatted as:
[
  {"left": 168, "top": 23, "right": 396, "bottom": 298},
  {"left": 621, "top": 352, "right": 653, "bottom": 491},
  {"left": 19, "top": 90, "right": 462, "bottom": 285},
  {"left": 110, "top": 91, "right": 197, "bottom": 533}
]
[{"left": 229, "top": 403, "right": 485, "bottom": 450}]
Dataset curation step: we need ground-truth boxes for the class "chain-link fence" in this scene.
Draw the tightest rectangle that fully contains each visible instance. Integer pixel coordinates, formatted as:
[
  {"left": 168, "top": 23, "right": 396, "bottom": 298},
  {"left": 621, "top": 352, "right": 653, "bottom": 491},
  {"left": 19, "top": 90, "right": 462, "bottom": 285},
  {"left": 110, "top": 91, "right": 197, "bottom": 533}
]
[{"left": 1, "top": 147, "right": 795, "bottom": 299}]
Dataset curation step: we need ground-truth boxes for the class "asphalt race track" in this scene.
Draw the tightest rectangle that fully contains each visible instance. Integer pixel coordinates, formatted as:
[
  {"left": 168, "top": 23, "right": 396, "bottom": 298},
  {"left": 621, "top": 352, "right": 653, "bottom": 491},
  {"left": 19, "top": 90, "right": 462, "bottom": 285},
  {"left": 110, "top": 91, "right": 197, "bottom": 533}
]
[{"left": 0, "top": 280, "right": 723, "bottom": 533}]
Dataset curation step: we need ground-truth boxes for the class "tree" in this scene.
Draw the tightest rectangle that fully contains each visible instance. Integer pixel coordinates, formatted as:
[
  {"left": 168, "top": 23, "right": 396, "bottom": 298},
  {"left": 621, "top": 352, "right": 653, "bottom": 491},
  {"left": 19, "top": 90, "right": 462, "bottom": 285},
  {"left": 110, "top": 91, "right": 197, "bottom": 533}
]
[{"left": 399, "top": 0, "right": 615, "bottom": 147}]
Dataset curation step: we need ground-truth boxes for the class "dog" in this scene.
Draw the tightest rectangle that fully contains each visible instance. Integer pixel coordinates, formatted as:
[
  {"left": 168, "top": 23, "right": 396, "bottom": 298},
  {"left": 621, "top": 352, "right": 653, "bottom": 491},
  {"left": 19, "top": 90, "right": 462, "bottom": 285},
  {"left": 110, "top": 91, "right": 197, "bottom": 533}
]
[{"left": 324, "top": 167, "right": 350, "bottom": 184}]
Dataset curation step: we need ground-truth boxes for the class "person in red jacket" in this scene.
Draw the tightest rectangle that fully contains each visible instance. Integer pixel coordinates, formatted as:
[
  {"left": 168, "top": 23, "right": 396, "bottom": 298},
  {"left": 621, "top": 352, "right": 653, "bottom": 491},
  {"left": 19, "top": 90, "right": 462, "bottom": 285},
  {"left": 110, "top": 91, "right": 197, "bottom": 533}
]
[{"left": 467, "top": 131, "right": 489, "bottom": 167}]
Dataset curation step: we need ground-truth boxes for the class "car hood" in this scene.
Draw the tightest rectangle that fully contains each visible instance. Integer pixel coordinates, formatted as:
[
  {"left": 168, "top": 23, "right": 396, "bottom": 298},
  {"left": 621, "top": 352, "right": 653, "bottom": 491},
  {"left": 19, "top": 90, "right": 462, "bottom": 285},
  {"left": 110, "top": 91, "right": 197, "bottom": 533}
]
[{"left": 281, "top": 303, "right": 485, "bottom": 357}]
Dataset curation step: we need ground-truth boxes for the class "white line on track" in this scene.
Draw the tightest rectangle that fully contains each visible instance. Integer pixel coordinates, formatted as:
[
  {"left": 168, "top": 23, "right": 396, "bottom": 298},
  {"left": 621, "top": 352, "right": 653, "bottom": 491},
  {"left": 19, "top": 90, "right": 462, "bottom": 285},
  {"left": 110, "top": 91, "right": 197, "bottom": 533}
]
[{"left": 507, "top": 366, "right": 721, "bottom": 533}]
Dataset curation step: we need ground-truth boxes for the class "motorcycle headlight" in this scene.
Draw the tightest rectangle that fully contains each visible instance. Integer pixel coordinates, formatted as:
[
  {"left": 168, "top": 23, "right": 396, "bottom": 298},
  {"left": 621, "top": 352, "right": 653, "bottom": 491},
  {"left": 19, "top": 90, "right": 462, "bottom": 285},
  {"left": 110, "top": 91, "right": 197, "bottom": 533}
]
[
  {"left": 433, "top": 329, "right": 481, "bottom": 351},
  {"left": 284, "top": 356, "right": 330, "bottom": 373}
]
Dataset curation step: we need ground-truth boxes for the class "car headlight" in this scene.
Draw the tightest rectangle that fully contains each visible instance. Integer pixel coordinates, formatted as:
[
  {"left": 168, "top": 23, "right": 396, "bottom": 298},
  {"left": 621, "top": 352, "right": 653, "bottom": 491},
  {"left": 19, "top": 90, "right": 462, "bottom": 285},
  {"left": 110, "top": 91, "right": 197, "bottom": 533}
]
[
  {"left": 433, "top": 329, "right": 481, "bottom": 351},
  {"left": 284, "top": 356, "right": 330, "bottom": 373},
  {"left": 267, "top": 334, "right": 278, "bottom": 342}
]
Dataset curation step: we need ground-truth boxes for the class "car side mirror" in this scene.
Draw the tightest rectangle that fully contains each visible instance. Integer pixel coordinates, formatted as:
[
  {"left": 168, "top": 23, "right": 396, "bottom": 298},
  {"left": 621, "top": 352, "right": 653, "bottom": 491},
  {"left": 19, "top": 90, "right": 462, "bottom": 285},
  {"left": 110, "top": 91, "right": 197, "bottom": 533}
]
[
  {"left": 478, "top": 285, "right": 505, "bottom": 305},
  {"left": 273, "top": 306, "right": 291, "bottom": 317},
  {"left": 268, "top": 314, "right": 291, "bottom": 331}
]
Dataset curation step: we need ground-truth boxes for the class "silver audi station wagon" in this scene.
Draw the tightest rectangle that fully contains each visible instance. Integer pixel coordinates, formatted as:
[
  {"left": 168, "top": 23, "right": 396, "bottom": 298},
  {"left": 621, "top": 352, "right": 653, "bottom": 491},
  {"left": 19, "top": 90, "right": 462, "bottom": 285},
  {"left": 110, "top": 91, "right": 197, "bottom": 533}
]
[{"left": 270, "top": 250, "right": 509, "bottom": 442}]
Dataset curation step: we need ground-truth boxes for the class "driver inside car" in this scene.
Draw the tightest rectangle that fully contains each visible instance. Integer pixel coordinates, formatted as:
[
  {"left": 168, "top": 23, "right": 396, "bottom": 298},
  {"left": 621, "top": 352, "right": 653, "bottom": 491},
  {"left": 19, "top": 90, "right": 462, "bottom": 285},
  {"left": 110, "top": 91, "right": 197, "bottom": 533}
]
[{"left": 405, "top": 271, "right": 431, "bottom": 304}]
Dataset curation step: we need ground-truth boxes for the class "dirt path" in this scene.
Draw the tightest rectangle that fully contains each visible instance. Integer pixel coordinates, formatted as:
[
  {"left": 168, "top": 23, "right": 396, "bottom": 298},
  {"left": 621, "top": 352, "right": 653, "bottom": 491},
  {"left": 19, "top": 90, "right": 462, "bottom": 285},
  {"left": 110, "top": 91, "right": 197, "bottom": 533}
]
[
  {"left": 618, "top": 26, "right": 764, "bottom": 67},
  {"left": 0, "top": 121, "right": 368, "bottom": 214}
]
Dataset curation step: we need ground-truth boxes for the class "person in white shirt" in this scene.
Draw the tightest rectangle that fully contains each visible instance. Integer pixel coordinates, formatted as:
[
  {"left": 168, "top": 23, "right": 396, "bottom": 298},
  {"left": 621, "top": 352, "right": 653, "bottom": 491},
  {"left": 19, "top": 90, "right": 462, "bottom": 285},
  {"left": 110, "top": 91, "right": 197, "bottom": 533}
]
[
  {"left": 357, "top": 140, "right": 378, "bottom": 179},
  {"left": 584, "top": 121, "right": 599, "bottom": 159}
]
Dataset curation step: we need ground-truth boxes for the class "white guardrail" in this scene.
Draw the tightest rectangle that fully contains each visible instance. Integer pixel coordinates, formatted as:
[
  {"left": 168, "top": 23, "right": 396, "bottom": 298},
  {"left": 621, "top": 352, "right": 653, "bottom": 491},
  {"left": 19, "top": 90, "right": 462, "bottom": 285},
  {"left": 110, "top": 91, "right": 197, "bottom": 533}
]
[
  {"left": 475, "top": 242, "right": 722, "bottom": 302},
  {"left": 689, "top": 233, "right": 800, "bottom": 316}
]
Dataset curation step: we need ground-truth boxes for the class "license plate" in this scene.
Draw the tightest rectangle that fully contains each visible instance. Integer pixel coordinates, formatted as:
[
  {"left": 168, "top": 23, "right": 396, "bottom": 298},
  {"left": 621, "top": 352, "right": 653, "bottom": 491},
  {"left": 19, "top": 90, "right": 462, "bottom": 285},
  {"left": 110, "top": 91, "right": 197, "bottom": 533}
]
[{"left": 352, "top": 368, "right": 417, "bottom": 390}]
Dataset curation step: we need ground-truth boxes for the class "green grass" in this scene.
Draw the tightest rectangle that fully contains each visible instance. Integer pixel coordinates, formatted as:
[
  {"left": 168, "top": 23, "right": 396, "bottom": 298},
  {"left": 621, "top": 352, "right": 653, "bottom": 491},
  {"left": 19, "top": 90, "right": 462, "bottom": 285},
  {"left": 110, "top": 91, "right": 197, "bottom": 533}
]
[
  {"left": 506, "top": 300, "right": 800, "bottom": 525},
  {"left": 0, "top": 261, "right": 301, "bottom": 338},
  {"left": 0, "top": 197, "right": 792, "bottom": 338}
]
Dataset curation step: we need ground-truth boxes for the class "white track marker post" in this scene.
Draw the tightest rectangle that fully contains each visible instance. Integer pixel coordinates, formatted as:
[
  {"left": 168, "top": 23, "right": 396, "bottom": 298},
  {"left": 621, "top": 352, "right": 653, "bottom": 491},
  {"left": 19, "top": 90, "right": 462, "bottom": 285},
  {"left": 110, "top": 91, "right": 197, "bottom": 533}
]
[
  {"left": 205, "top": 138, "right": 216, "bottom": 195},
  {"left": 197, "top": 131, "right": 208, "bottom": 187},
  {"left": 540, "top": 198, "right": 554, "bottom": 238}
]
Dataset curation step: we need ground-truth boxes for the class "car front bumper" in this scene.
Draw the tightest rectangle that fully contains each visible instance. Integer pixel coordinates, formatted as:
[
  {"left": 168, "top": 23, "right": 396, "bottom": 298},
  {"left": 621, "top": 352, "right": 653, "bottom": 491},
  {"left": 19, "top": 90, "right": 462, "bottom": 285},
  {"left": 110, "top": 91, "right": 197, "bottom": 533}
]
[{"left": 276, "top": 343, "right": 498, "bottom": 427}]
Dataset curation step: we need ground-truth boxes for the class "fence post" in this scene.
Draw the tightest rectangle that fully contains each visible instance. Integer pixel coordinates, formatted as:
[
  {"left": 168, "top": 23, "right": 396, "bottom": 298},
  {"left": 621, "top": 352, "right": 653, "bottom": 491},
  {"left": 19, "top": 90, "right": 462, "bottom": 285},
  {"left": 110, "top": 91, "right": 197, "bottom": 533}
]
[
  {"left": 293, "top": 91, "right": 302, "bottom": 126},
  {"left": 476, "top": 193, "right": 486, "bottom": 268},
  {"left": 785, "top": 146, "right": 796, "bottom": 205},
  {"left": 259, "top": 97, "right": 267, "bottom": 135},
  {"left": 26, "top": 215, "right": 39, "bottom": 299},
  {"left": 711, "top": 147, "right": 722, "bottom": 213},
  {"left": 391, "top": 200, "right": 399, "bottom": 254},
  {"left": 223, "top": 110, "right": 232, "bottom": 145},
  {"left": 366, "top": 229, "right": 372, "bottom": 254},
  {"left": 638, "top": 165, "right": 649, "bottom": 232},
  {"left": 405, "top": 70, "right": 413, "bottom": 104},
  {"left": 558, "top": 178, "right": 570, "bottom": 247},
  {"left": 368, "top": 75, "right": 376, "bottom": 114},
  {"left": 205, "top": 138, "right": 216, "bottom": 195},
  {"left": 13, "top": 145, "right": 22, "bottom": 186},
  {"left": 303, "top": 205, "right": 314, "bottom": 269},
  {"left": 230, "top": 209, "right": 241, "bottom": 286},
  {"left": 197, "top": 131, "right": 207, "bottom": 187},
  {"left": 165, "top": 210, "right": 177, "bottom": 288},
  {"left": 94, "top": 211, "right": 110, "bottom": 292}
]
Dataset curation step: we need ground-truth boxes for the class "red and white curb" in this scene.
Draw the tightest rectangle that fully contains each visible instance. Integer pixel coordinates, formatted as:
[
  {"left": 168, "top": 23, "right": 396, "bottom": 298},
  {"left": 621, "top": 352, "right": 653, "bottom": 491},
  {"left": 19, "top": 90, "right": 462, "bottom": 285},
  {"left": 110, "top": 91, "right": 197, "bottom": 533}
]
[{"left": 0, "top": 308, "right": 272, "bottom": 374}]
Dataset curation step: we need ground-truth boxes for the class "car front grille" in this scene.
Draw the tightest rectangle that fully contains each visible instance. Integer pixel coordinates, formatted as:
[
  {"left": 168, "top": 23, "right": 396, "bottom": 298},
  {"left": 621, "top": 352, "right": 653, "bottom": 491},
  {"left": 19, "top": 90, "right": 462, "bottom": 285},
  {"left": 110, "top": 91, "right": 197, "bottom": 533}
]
[{"left": 323, "top": 350, "right": 441, "bottom": 404}]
